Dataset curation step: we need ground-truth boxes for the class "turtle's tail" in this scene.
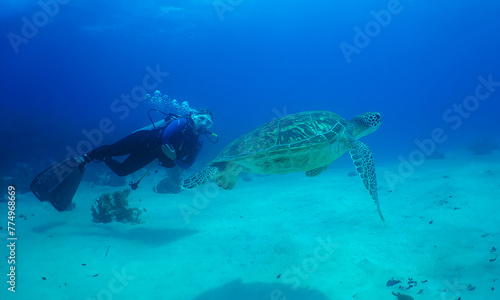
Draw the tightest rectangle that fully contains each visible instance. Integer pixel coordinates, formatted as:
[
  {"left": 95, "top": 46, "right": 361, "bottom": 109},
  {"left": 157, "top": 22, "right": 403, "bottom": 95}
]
[{"left": 181, "top": 165, "right": 220, "bottom": 190}]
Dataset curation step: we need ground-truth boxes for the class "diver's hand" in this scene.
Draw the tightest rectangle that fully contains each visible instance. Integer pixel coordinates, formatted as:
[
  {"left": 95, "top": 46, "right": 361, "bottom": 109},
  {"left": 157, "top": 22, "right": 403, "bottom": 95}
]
[{"left": 161, "top": 144, "right": 177, "bottom": 160}]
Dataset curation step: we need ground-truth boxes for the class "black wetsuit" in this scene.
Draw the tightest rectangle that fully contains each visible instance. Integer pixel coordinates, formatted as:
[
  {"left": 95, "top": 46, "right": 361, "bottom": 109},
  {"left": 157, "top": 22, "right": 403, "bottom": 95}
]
[{"left": 88, "top": 118, "right": 202, "bottom": 176}]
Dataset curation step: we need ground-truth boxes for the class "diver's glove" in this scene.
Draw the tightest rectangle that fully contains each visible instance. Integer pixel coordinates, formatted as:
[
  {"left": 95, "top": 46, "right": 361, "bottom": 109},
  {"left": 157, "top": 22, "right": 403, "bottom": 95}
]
[{"left": 161, "top": 144, "right": 177, "bottom": 160}]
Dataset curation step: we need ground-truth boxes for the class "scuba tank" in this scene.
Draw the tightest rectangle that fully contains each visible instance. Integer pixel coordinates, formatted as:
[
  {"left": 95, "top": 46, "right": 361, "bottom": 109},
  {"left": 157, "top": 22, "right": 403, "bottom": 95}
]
[{"left": 146, "top": 109, "right": 219, "bottom": 143}]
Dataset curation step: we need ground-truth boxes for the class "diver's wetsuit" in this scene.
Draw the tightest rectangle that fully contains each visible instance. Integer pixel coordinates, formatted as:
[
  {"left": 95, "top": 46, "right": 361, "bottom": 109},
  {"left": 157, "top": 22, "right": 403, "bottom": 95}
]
[{"left": 88, "top": 118, "right": 202, "bottom": 176}]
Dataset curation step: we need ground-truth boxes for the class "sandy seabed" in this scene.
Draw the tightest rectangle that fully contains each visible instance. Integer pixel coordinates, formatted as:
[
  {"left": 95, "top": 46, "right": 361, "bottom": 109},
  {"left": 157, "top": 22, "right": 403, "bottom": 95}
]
[{"left": 1, "top": 150, "right": 499, "bottom": 300}]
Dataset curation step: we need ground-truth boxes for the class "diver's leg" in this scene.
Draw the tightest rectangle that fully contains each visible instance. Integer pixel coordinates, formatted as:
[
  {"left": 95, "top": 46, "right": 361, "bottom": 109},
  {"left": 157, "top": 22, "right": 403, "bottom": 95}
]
[
  {"left": 105, "top": 148, "right": 157, "bottom": 177},
  {"left": 87, "top": 131, "right": 150, "bottom": 161}
]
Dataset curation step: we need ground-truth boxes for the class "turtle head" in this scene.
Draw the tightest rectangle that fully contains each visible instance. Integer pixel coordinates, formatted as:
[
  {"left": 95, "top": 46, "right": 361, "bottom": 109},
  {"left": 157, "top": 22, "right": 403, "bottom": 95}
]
[{"left": 349, "top": 112, "right": 382, "bottom": 139}]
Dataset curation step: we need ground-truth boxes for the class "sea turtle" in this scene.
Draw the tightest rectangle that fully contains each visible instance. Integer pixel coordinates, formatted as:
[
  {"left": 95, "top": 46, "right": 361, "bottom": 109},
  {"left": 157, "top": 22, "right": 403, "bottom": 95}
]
[{"left": 182, "top": 111, "right": 384, "bottom": 220}]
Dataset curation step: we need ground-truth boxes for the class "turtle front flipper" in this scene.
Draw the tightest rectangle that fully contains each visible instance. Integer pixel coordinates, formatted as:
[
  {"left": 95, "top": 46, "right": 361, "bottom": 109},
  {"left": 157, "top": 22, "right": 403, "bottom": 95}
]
[
  {"left": 349, "top": 140, "right": 384, "bottom": 221},
  {"left": 214, "top": 161, "right": 242, "bottom": 190},
  {"left": 181, "top": 165, "right": 220, "bottom": 189}
]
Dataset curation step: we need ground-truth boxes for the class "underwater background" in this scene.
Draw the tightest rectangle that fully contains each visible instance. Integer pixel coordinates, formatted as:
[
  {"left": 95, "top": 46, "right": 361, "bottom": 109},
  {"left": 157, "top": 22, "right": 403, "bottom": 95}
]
[
  {"left": 1, "top": 0, "right": 500, "bottom": 299},
  {"left": 2, "top": 0, "right": 500, "bottom": 172}
]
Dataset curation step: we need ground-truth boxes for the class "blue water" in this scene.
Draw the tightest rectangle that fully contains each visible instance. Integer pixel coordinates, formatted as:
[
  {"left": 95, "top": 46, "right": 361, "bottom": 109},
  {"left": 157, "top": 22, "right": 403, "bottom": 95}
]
[
  {"left": 1, "top": 0, "right": 500, "bottom": 298},
  {"left": 2, "top": 0, "right": 500, "bottom": 173}
]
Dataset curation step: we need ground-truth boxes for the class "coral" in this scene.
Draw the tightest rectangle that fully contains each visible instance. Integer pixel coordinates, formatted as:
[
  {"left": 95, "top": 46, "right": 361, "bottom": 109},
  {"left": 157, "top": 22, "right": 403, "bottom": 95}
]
[
  {"left": 91, "top": 193, "right": 113, "bottom": 223},
  {"left": 91, "top": 189, "right": 143, "bottom": 224}
]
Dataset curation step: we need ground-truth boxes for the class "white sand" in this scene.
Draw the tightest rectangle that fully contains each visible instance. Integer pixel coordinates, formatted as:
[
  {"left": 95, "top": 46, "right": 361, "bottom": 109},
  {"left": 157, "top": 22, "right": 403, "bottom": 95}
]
[{"left": 2, "top": 151, "right": 499, "bottom": 299}]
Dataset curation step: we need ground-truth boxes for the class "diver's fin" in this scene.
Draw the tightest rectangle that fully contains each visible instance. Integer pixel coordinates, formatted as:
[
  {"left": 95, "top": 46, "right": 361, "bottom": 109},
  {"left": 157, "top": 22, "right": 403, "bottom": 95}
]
[{"left": 31, "top": 156, "right": 87, "bottom": 211}]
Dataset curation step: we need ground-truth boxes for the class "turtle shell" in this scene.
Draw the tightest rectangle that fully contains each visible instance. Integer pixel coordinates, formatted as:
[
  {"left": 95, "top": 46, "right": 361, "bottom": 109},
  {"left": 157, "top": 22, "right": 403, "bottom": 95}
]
[{"left": 214, "top": 111, "right": 349, "bottom": 164}]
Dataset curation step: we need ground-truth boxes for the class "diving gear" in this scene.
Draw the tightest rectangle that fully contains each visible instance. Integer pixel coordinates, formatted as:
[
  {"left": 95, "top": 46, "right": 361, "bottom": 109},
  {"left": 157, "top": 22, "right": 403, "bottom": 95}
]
[
  {"left": 205, "top": 131, "right": 219, "bottom": 144},
  {"left": 31, "top": 157, "right": 87, "bottom": 211},
  {"left": 83, "top": 153, "right": 92, "bottom": 163},
  {"left": 196, "top": 109, "right": 214, "bottom": 121},
  {"left": 129, "top": 159, "right": 158, "bottom": 190},
  {"left": 192, "top": 113, "right": 213, "bottom": 129}
]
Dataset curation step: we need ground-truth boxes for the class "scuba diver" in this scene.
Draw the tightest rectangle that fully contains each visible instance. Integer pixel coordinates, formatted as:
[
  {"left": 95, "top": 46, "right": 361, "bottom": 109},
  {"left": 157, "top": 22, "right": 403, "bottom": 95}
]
[
  {"left": 83, "top": 109, "right": 214, "bottom": 177},
  {"left": 31, "top": 108, "right": 216, "bottom": 211}
]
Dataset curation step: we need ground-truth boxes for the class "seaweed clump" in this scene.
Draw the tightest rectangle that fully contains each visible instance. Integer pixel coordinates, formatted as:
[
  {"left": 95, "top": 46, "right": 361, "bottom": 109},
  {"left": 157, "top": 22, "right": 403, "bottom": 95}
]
[{"left": 91, "top": 189, "right": 143, "bottom": 224}]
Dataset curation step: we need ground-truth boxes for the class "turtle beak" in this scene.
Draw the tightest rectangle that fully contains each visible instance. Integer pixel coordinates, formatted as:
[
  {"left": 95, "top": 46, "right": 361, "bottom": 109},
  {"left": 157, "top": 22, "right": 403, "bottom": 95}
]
[{"left": 374, "top": 113, "right": 382, "bottom": 128}]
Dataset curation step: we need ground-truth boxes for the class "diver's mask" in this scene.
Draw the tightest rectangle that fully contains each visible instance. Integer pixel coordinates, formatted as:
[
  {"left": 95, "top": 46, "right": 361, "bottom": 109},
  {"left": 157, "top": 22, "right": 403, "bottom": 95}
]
[
  {"left": 192, "top": 113, "right": 213, "bottom": 130},
  {"left": 191, "top": 112, "right": 218, "bottom": 143}
]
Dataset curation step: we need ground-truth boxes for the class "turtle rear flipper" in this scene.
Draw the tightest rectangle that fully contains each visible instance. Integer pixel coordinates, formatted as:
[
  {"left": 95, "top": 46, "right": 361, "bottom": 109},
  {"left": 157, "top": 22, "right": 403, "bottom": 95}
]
[
  {"left": 182, "top": 165, "right": 220, "bottom": 189},
  {"left": 349, "top": 140, "right": 384, "bottom": 221},
  {"left": 305, "top": 164, "right": 329, "bottom": 177}
]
